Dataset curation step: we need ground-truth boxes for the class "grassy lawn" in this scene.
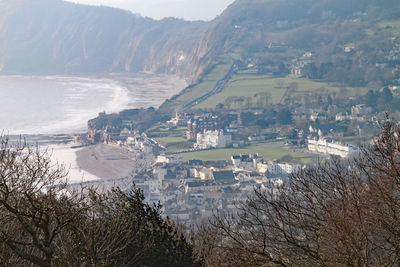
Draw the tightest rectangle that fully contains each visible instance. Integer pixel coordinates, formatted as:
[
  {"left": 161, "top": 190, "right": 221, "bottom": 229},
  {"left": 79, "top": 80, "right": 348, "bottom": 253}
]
[
  {"left": 147, "top": 125, "right": 186, "bottom": 135},
  {"left": 378, "top": 20, "right": 400, "bottom": 35},
  {"left": 154, "top": 136, "right": 187, "bottom": 146},
  {"left": 163, "top": 62, "right": 233, "bottom": 112},
  {"left": 196, "top": 74, "right": 365, "bottom": 109},
  {"left": 152, "top": 128, "right": 194, "bottom": 152},
  {"left": 175, "top": 142, "right": 313, "bottom": 164},
  {"left": 154, "top": 136, "right": 193, "bottom": 152}
]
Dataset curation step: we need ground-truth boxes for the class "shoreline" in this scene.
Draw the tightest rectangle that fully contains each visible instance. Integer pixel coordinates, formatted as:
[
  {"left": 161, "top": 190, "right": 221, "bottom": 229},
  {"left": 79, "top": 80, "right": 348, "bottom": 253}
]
[
  {"left": 0, "top": 73, "right": 187, "bottom": 135},
  {"left": 19, "top": 134, "right": 144, "bottom": 185},
  {"left": 1, "top": 73, "right": 187, "bottom": 183}
]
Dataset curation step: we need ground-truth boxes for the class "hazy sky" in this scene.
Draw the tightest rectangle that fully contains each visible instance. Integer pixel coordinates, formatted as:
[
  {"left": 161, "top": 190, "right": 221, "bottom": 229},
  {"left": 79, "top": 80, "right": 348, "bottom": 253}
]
[{"left": 66, "top": 0, "right": 235, "bottom": 21}]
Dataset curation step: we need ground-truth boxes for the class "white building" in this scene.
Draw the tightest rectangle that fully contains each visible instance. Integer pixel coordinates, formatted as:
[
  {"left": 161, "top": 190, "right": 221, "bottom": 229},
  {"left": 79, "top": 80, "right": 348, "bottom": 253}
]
[
  {"left": 310, "top": 112, "right": 327, "bottom": 122},
  {"left": 308, "top": 138, "right": 358, "bottom": 158},
  {"left": 195, "top": 130, "right": 232, "bottom": 149},
  {"left": 257, "top": 162, "right": 302, "bottom": 175},
  {"left": 351, "top": 104, "right": 372, "bottom": 116},
  {"left": 156, "top": 155, "right": 184, "bottom": 164},
  {"left": 336, "top": 112, "right": 351, "bottom": 121},
  {"left": 167, "top": 113, "right": 193, "bottom": 126},
  {"left": 231, "top": 154, "right": 263, "bottom": 171}
]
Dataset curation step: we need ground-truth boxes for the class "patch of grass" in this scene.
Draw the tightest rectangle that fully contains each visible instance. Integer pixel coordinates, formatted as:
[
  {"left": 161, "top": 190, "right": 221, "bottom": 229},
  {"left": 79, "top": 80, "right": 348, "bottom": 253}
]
[
  {"left": 365, "top": 29, "right": 375, "bottom": 36},
  {"left": 154, "top": 136, "right": 187, "bottom": 147},
  {"left": 147, "top": 125, "right": 187, "bottom": 137},
  {"left": 163, "top": 61, "right": 233, "bottom": 112},
  {"left": 378, "top": 20, "right": 400, "bottom": 35},
  {"left": 154, "top": 136, "right": 193, "bottom": 153},
  {"left": 195, "top": 74, "right": 365, "bottom": 109},
  {"left": 176, "top": 143, "right": 313, "bottom": 164}
]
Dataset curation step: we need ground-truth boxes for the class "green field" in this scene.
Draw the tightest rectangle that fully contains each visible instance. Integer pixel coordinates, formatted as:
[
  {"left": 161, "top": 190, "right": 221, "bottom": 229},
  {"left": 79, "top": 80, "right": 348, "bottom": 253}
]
[
  {"left": 196, "top": 74, "right": 365, "bottom": 109},
  {"left": 147, "top": 124, "right": 193, "bottom": 152},
  {"left": 378, "top": 20, "right": 400, "bottom": 36},
  {"left": 175, "top": 143, "right": 313, "bottom": 164},
  {"left": 366, "top": 20, "right": 400, "bottom": 37},
  {"left": 147, "top": 125, "right": 186, "bottom": 136},
  {"left": 155, "top": 136, "right": 187, "bottom": 146},
  {"left": 154, "top": 136, "right": 193, "bottom": 153},
  {"left": 162, "top": 62, "right": 233, "bottom": 112}
]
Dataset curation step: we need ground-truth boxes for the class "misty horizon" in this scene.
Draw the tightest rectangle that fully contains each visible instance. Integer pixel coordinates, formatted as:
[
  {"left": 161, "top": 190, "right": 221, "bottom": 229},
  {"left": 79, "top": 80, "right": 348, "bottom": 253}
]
[{"left": 65, "top": 0, "right": 235, "bottom": 21}]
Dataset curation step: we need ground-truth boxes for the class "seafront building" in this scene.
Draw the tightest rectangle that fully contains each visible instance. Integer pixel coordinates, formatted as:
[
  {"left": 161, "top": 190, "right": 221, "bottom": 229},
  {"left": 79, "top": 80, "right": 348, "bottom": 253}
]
[{"left": 307, "top": 138, "right": 358, "bottom": 158}]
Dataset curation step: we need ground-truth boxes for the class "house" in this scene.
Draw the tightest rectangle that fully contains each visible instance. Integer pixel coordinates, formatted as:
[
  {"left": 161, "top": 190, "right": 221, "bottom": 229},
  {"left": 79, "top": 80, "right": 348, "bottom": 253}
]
[
  {"left": 167, "top": 113, "right": 194, "bottom": 127},
  {"left": 186, "top": 115, "right": 219, "bottom": 140},
  {"left": 351, "top": 104, "right": 372, "bottom": 116},
  {"left": 195, "top": 130, "right": 232, "bottom": 149},
  {"left": 119, "top": 128, "right": 131, "bottom": 138},
  {"left": 257, "top": 162, "right": 302, "bottom": 175},
  {"left": 212, "top": 170, "right": 240, "bottom": 187},
  {"left": 190, "top": 167, "right": 214, "bottom": 180},
  {"left": 199, "top": 168, "right": 214, "bottom": 180},
  {"left": 231, "top": 154, "right": 263, "bottom": 171},
  {"left": 185, "top": 180, "right": 218, "bottom": 193},
  {"left": 291, "top": 65, "right": 302, "bottom": 78},
  {"left": 156, "top": 155, "right": 184, "bottom": 165},
  {"left": 336, "top": 113, "right": 351, "bottom": 121},
  {"left": 310, "top": 112, "right": 327, "bottom": 122}
]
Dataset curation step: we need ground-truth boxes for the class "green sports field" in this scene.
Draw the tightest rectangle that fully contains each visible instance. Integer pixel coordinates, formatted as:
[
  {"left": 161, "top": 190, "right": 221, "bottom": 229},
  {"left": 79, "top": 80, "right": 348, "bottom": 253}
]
[
  {"left": 196, "top": 74, "right": 365, "bottom": 109},
  {"left": 175, "top": 142, "right": 313, "bottom": 164}
]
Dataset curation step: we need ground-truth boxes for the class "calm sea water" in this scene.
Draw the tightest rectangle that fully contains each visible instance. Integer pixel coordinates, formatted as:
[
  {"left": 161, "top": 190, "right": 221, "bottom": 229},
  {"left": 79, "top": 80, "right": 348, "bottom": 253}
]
[
  {"left": 0, "top": 74, "right": 186, "bottom": 182},
  {"left": 0, "top": 75, "right": 182, "bottom": 135}
]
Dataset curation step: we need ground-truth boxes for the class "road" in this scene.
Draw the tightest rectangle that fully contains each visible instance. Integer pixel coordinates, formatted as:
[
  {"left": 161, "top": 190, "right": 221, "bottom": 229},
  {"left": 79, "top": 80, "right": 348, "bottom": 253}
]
[{"left": 182, "top": 62, "right": 238, "bottom": 111}]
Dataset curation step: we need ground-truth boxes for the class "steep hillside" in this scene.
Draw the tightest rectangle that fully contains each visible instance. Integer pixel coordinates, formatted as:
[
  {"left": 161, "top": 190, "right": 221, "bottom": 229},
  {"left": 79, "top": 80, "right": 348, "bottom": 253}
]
[
  {"left": 159, "top": 0, "right": 400, "bottom": 112},
  {"left": 0, "top": 0, "right": 206, "bottom": 81},
  {"left": 190, "top": 0, "right": 400, "bottom": 87},
  {"left": 0, "top": 0, "right": 399, "bottom": 89},
  {"left": 194, "top": 0, "right": 400, "bottom": 59}
]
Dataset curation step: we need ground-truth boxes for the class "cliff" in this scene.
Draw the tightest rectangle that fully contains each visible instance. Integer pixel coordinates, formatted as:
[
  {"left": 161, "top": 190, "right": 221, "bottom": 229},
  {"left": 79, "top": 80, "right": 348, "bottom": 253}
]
[
  {"left": 1, "top": 0, "right": 399, "bottom": 86},
  {"left": 0, "top": 0, "right": 206, "bottom": 82}
]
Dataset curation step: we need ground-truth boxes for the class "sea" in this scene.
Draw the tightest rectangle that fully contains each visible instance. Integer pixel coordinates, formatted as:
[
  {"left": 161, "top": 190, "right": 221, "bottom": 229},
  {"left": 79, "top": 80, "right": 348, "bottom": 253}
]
[{"left": 0, "top": 74, "right": 186, "bottom": 182}]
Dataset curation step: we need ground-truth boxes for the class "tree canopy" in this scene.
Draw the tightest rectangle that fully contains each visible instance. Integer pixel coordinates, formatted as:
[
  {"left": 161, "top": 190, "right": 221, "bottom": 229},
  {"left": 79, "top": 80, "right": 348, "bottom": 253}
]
[
  {"left": 195, "top": 120, "right": 400, "bottom": 266},
  {"left": 0, "top": 137, "right": 198, "bottom": 266}
]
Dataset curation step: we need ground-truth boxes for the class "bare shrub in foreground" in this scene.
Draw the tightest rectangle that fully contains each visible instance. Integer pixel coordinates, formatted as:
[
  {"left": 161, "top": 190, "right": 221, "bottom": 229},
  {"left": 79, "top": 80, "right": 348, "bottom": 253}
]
[
  {"left": 0, "top": 137, "right": 84, "bottom": 266},
  {"left": 196, "top": 121, "right": 400, "bottom": 266},
  {"left": 0, "top": 137, "right": 198, "bottom": 266}
]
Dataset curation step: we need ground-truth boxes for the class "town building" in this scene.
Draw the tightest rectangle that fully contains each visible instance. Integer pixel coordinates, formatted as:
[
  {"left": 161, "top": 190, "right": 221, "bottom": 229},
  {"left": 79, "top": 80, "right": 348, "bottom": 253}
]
[
  {"left": 231, "top": 154, "right": 263, "bottom": 171},
  {"left": 186, "top": 115, "right": 219, "bottom": 140},
  {"left": 195, "top": 130, "right": 232, "bottom": 149},
  {"left": 167, "top": 113, "right": 195, "bottom": 127},
  {"left": 308, "top": 138, "right": 358, "bottom": 158},
  {"left": 351, "top": 104, "right": 372, "bottom": 116},
  {"left": 156, "top": 155, "right": 185, "bottom": 165},
  {"left": 257, "top": 161, "right": 302, "bottom": 175},
  {"left": 336, "top": 112, "right": 351, "bottom": 121}
]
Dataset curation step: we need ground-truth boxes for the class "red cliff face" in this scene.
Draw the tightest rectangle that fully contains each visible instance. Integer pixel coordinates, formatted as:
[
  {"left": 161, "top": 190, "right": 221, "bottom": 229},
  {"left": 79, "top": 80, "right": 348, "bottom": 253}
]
[{"left": 0, "top": 0, "right": 207, "bottom": 82}]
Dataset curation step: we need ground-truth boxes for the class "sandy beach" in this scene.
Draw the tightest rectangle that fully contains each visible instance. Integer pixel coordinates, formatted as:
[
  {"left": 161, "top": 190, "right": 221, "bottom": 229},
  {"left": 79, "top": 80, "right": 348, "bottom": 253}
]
[
  {"left": 75, "top": 144, "right": 138, "bottom": 180},
  {"left": 49, "top": 143, "right": 100, "bottom": 183}
]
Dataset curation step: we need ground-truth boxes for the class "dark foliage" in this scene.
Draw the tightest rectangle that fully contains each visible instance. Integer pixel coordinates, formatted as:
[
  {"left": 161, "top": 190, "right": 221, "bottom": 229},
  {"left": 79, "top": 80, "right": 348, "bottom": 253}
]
[
  {"left": 0, "top": 137, "right": 198, "bottom": 266},
  {"left": 195, "top": 120, "right": 400, "bottom": 266}
]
